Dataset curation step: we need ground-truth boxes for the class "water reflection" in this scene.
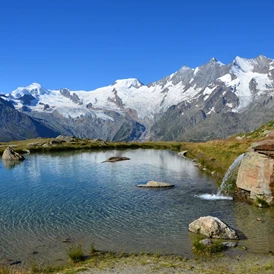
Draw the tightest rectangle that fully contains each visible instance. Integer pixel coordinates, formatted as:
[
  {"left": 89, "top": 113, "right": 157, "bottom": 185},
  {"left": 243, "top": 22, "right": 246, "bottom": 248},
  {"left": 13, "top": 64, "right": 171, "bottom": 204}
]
[{"left": 2, "top": 159, "right": 23, "bottom": 170}]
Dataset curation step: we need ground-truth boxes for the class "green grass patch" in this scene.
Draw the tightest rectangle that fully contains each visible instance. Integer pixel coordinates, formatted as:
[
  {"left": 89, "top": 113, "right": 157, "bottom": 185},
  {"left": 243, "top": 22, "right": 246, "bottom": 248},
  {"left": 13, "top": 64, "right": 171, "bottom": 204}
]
[
  {"left": 192, "top": 236, "right": 225, "bottom": 255},
  {"left": 67, "top": 244, "right": 85, "bottom": 263}
]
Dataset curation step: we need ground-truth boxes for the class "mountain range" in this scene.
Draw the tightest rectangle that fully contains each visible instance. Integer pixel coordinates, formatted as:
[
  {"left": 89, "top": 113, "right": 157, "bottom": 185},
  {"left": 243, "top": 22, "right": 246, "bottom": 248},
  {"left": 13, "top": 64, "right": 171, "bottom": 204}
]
[{"left": 1, "top": 55, "right": 274, "bottom": 142}]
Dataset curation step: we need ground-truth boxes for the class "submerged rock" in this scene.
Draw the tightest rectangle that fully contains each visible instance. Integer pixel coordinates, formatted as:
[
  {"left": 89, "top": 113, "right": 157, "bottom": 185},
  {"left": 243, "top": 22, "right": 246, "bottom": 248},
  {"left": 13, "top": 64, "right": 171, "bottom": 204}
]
[
  {"left": 103, "top": 156, "right": 130, "bottom": 163},
  {"left": 189, "top": 216, "right": 238, "bottom": 240},
  {"left": 2, "top": 147, "right": 24, "bottom": 161},
  {"left": 137, "top": 181, "right": 175, "bottom": 188}
]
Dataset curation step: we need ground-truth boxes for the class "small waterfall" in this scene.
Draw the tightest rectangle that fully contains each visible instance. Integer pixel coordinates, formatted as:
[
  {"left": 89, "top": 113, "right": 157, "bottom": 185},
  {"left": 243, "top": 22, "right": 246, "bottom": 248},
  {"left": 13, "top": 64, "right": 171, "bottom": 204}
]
[
  {"left": 217, "top": 153, "right": 245, "bottom": 196},
  {"left": 196, "top": 153, "right": 245, "bottom": 200}
]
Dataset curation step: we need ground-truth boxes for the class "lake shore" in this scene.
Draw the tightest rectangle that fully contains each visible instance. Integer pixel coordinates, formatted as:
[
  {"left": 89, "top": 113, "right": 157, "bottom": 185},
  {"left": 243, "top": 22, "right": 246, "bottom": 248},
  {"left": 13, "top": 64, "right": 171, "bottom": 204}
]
[
  {"left": 0, "top": 136, "right": 252, "bottom": 181},
  {"left": 1, "top": 136, "right": 273, "bottom": 273},
  {"left": 5, "top": 249, "right": 274, "bottom": 273}
]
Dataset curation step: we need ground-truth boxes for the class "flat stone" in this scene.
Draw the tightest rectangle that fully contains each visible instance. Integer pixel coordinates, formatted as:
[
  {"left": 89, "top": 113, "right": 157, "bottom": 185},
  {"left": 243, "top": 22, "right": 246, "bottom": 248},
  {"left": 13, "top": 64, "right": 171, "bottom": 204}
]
[
  {"left": 103, "top": 157, "right": 130, "bottom": 163},
  {"left": 137, "top": 181, "right": 175, "bottom": 188}
]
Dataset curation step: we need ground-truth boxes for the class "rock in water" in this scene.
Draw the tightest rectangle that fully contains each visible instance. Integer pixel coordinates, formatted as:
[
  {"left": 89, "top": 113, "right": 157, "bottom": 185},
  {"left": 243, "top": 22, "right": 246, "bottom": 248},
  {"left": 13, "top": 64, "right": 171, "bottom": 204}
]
[
  {"left": 137, "top": 181, "right": 175, "bottom": 188},
  {"left": 189, "top": 216, "right": 238, "bottom": 239},
  {"left": 178, "top": 150, "right": 188, "bottom": 157},
  {"left": 2, "top": 147, "right": 25, "bottom": 161},
  {"left": 103, "top": 157, "right": 130, "bottom": 163}
]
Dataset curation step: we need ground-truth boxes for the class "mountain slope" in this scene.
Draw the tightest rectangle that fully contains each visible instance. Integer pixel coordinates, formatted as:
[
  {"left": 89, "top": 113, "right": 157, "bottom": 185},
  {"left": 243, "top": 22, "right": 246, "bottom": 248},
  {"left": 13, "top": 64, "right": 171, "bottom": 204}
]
[{"left": 0, "top": 96, "right": 58, "bottom": 141}]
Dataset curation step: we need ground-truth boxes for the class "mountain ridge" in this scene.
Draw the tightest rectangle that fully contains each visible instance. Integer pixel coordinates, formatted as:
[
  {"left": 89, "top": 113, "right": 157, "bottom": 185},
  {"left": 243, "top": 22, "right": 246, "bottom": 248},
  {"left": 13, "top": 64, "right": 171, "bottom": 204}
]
[{"left": 2, "top": 55, "right": 274, "bottom": 142}]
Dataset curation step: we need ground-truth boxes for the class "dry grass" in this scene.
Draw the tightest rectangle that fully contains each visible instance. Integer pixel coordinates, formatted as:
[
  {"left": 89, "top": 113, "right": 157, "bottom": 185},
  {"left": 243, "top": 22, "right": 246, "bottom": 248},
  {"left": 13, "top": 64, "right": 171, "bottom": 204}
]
[{"left": 182, "top": 139, "right": 252, "bottom": 180}]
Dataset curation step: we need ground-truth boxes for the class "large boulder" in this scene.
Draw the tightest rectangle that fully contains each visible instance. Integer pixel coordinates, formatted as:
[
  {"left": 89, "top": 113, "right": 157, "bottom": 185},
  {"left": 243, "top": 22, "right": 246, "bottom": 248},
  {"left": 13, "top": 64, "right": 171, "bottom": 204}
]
[
  {"left": 236, "top": 140, "right": 274, "bottom": 204},
  {"left": 2, "top": 147, "right": 25, "bottom": 161},
  {"left": 189, "top": 216, "right": 238, "bottom": 239}
]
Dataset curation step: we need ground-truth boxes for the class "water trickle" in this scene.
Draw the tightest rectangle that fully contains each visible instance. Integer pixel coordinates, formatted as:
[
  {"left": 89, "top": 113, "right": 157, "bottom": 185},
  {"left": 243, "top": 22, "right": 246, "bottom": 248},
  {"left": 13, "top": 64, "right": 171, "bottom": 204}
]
[
  {"left": 217, "top": 153, "right": 245, "bottom": 196},
  {"left": 197, "top": 153, "right": 245, "bottom": 200}
]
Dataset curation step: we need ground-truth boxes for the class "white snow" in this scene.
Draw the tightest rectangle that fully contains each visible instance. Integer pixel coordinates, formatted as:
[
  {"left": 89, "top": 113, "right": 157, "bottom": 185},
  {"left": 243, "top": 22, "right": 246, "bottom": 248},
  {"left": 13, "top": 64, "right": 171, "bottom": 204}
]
[
  {"left": 11, "top": 82, "right": 49, "bottom": 98},
  {"left": 217, "top": 60, "right": 224, "bottom": 66},
  {"left": 218, "top": 74, "right": 232, "bottom": 84},
  {"left": 112, "top": 78, "right": 143, "bottom": 89},
  {"left": 202, "top": 86, "right": 216, "bottom": 101},
  {"left": 203, "top": 86, "right": 216, "bottom": 96},
  {"left": 55, "top": 107, "right": 114, "bottom": 120},
  {"left": 227, "top": 70, "right": 274, "bottom": 111},
  {"left": 232, "top": 56, "right": 254, "bottom": 73},
  {"left": 193, "top": 67, "right": 199, "bottom": 76},
  {"left": 7, "top": 55, "right": 274, "bottom": 122},
  {"left": 207, "top": 107, "right": 215, "bottom": 114}
]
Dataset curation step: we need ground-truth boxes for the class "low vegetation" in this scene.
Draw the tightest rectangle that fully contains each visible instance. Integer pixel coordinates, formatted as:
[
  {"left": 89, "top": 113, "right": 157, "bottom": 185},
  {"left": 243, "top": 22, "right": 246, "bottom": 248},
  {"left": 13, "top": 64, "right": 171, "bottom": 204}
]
[
  {"left": 67, "top": 243, "right": 85, "bottom": 263},
  {"left": 2, "top": 250, "right": 274, "bottom": 274},
  {"left": 192, "top": 236, "right": 225, "bottom": 255}
]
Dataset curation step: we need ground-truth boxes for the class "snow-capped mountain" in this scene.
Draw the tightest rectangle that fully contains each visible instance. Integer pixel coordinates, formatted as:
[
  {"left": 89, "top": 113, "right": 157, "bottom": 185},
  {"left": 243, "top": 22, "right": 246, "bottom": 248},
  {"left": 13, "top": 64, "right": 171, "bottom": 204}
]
[{"left": 2, "top": 55, "right": 274, "bottom": 142}]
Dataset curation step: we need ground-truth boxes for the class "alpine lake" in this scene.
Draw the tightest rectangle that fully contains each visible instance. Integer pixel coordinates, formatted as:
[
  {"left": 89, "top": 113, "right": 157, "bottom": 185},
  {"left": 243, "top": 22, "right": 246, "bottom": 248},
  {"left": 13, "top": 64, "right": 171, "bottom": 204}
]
[{"left": 1, "top": 149, "right": 274, "bottom": 266}]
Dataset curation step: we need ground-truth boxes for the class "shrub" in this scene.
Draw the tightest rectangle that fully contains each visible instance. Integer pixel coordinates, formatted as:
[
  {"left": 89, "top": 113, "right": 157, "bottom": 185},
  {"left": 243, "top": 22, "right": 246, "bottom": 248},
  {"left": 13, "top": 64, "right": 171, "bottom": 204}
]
[{"left": 67, "top": 243, "right": 85, "bottom": 263}]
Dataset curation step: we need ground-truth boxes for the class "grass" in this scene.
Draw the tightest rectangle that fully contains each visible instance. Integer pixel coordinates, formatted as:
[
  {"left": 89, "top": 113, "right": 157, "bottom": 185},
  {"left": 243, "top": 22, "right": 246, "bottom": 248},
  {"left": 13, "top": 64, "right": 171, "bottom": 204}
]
[
  {"left": 1, "top": 250, "right": 274, "bottom": 274},
  {"left": 182, "top": 139, "right": 251, "bottom": 180},
  {"left": 192, "top": 236, "right": 226, "bottom": 255}
]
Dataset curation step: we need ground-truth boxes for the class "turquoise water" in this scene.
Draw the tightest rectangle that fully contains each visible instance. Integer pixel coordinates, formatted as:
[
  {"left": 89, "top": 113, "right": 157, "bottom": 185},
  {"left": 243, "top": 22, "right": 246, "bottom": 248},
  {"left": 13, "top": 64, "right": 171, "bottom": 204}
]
[{"left": 0, "top": 149, "right": 274, "bottom": 265}]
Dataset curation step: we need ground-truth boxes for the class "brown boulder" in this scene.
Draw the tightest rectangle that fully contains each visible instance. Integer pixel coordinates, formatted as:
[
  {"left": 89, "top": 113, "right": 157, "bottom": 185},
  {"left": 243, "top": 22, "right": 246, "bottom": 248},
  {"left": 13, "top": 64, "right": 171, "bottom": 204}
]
[
  {"left": 236, "top": 151, "right": 274, "bottom": 204},
  {"left": 253, "top": 139, "right": 274, "bottom": 152}
]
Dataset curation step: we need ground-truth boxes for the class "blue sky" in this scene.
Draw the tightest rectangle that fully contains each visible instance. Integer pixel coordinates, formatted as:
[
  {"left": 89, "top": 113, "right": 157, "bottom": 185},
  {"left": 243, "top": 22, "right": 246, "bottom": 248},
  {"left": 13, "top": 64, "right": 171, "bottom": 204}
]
[{"left": 0, "top": 0, "right": 273, "bottom": 93}]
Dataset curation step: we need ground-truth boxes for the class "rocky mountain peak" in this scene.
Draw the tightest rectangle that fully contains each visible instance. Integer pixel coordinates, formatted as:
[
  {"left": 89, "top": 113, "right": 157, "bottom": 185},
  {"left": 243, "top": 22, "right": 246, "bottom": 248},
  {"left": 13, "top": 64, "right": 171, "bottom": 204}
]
[
  {"left": 11, "top": 82, "right": 49, "bottom": 99},
  {"left": 231, "top": 55, "right": 273, "bottom": 74}
]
